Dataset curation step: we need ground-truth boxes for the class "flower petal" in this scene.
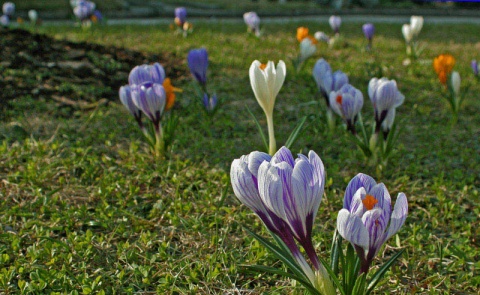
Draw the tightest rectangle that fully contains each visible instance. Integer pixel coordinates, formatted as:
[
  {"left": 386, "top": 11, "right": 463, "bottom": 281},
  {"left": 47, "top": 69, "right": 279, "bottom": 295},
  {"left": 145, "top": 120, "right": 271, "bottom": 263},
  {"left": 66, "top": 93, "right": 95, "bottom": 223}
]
[
  {"left": 385, "top": 193, "right": 408, "bottom": 241},
  {"left": 337, "top": 209, "right": 369, "bottom": 249},
  {"left": 344, "top": 173, "right": 376, "bottom": 210}
]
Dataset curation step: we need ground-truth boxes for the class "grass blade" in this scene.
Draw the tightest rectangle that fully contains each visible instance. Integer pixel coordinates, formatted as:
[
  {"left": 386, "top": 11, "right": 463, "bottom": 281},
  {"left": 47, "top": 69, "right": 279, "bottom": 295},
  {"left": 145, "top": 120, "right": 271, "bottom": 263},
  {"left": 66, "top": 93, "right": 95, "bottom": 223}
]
[
  {"left": 284, "top": 115, "right": 308, "bottom": 149},
  {"left": 245, "top": 105, "right": 268, "bottom": 153},
  {"left": 366, "top": 249, "right": 405, "bottom": 295}
]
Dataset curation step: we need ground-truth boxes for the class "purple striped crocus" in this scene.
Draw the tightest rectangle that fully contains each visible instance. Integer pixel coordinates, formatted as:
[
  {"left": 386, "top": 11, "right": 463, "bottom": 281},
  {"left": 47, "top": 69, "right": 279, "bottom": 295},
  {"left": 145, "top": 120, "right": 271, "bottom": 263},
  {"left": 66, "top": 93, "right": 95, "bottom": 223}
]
[
  {"left": 174, "top": 7, "right": 187, "bottom": 26},
  {"left": 0, "top": 15, "right": 9, "bottom": 27},
  {"left": 129, "top": 63, "right": 165, "bottom": 85},
  {"left": 130, "top": 82, "right": 166, "bottom": 129},
  {"left": 362, "top": 23, "right": 375, "bottom": 49},
  {"left": 119, "top": 85, "right": 141, "bottom": 122},
  {"left": 2, "top": 2, "right": 14, "bottom": 17},
  {"left": 368, "top": 78, "right": 404, "bottom": 133},
  {"left": 187, "top": 48, "right": 209, "bottom": 87},
  {"left": 243, "top": 11, "right": 260, "bottom": 36},
  {"left": 337, "top": 173, "right": 408, "bottom": 274},
  {"left": 312, "top": 58, "right": 349, "bottom": 106},
  {"left": 329, "top": 15, "right": 341, "bottom": 34},
  {"left": 202, "top": 93, "right": 217, "bottom": 112},
  {"left": 329, "top": 84, "right": 364, "bottom": 134}
]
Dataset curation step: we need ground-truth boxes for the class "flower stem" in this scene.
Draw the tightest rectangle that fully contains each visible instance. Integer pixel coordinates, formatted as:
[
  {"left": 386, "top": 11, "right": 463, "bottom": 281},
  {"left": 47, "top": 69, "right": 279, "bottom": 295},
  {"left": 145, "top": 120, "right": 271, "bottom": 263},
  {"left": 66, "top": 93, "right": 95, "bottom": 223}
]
[
  {"left": 154, "top": 123, "right": 164, "bottom": 158},
  {"left": 266, "top": 113, "right": 276, "bottom": 156}
]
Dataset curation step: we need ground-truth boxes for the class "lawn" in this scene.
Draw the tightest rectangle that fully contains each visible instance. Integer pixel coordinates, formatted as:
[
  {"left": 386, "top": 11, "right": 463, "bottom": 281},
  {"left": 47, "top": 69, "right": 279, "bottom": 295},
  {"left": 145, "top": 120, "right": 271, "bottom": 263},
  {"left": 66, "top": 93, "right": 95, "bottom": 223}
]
[{"left": 0, "top": 18, "right": 479, "bottom": 294}]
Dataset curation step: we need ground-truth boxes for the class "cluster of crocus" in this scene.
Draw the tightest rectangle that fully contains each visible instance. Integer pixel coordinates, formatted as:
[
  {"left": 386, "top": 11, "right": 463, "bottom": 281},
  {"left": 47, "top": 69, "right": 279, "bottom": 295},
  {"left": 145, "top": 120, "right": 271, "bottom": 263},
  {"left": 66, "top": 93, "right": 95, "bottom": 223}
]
[
  {"left": 243, "top": 11, "right": 261, "bottom": 37},
  {"left": 362, "top": 23, "right": 375, "bottom": 50},
  {"left": 231, "top": 147, "right": 408, "bottom": 294},
  {"left": 72, "top": 0, "right": 102, "bottom": 27},
  {"left": 402, "top": 16, "right": 423, "bottom": 59},
  {"left": 433, "top": 54, "right": 465, "bottom": 121},
  {"left": 294, "top": 27, "right": 318, "bottom": 72},
  {"left": 249, "top": 60, "right": 286, "bottom": 155},
  {"left": 1, "top": 2, "right": 14, "bottom": 27},
  {"left": 312, "top": 58, "right": 349, "bottom": 131},
  {"left": 187, "top": 48, "right": 218, "bottom": 113},
  {"left": 173, "top": 7, "right": 193, "bottom": 37},
  {"left": 119, "top": 63, "right": 180, "bottom": 157}
]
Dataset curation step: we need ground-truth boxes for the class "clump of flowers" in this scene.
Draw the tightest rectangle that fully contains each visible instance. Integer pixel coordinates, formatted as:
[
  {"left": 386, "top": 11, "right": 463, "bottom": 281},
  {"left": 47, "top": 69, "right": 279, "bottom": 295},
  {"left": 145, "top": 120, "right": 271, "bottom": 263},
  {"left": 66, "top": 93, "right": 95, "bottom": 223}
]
[
  {"left": 312, "top": 58, "right": 349, "bottom": 131},
  {"left": 119, "top": 63, "right": 180, "bottom": 157},
  {"left": 172, "top": 7, "right": 193, "bottom": 37},
  {"left": 243, "top": 11, "right": 261, "bottom": 37},
  {"left": 293, "top": 27, "right": 317, "bottom": 72},
  {"left": 187, "top": 48, "right": 218, "bottom": 114},
  {"left": 72, "top": 0, "right": 102, "bottom": 27},
  {"left": 433, "top": 54, "right": 466, "bottom": 123},
  {"left": 402, "top": 15, "right": 423, "bottom": 60},
  {"left": 1, "top": 2, "right": 14, "bottom": 28},
  {"left": 231, "top": 147, "right": 408, "bottom": 294}
]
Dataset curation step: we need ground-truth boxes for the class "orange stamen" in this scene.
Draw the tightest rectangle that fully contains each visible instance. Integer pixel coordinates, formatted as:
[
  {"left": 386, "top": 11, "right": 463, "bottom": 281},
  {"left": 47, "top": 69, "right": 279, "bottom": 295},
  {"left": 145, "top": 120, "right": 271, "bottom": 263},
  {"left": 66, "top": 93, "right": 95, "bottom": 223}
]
[
  {"left": 336, "top": 94, "right": 343, "bottom": 105},
  {"left": 163, "top": 78, "right": 182, "bottom": 111},
  {"left": 259, "top": 63, "right": 267, "bottom": 70},
  {"left": 362, "top": 194, "right": 378, "bottom": 210}
]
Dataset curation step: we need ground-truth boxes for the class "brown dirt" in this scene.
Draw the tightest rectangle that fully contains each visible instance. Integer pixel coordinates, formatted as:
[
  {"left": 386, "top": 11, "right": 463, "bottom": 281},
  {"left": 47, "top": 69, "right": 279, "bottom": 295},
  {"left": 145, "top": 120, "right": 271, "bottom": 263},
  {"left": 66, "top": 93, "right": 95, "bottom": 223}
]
[{"left": 0, "top": 28, "right": 187, "bottom": 112}]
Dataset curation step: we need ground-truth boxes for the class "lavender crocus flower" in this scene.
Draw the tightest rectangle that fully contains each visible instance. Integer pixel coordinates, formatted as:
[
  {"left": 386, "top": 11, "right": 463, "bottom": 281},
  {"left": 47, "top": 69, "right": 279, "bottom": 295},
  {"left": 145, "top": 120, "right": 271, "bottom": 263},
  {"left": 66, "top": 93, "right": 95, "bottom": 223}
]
[
  {"left": 337, "top": 173, "right": 408, "bottom": 274},
  {"left": 243, "top": 11, "right": 260, "bottom": 36},
  {"left": 329, "top": 84, "right": 364, "bottom": 134},
  {"left": 471, "top": 60, "right": 478, "bottom": 76},
  {"left": 329, "top": 15, "right": 341, "bottom": 34},
  {"left": 312, "top": 58, "right": 349, "bottom": 106},
  {"left": 187, "top": 48, "right": 209, "bottom": 87},
  {"left": 174, "top": 7, "right": 187, "bottom": 26},
  {"left": 2, "top": 2, "right": 14, "bottom": 17},
  {"left": 128, "top": 63, "right": 166, "bottom": 85},
  {"left": 202, "top": 93, "right": 217, "bottom": 112},
  {"left": 131, "top": 82, "right": 166, "bottom": 128},
  {"left": 368, "top": 77, "right": 404, "bottom": 132},
  {"left": 0, "top": 15, "right": 9, "bottom": 27},
  {"left": 73, "top": 3, "right": 93, "bottom": 21},
  {"left": 362, "top": 23, "right": 375, "bottom": 41}
]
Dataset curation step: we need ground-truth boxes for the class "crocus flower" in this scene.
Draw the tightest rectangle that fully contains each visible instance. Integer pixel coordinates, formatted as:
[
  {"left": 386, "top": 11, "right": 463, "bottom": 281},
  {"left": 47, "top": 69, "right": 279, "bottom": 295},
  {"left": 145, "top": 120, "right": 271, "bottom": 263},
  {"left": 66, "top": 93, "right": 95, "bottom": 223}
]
[
  {"left": 243, "top": 11, "right": 260, "bottom": 36},
  {"left": 329, "top": 84, "right": 364, "bottom": 134},
  {"left": 451, "top": 71, "right": 461, "bottom": 98},
  {"left": 296, "top": 26, "right": 309, "bottom": 42},
  {"left": 298, "top": 37, "right": 317, "bottom": 63},
  {"left": 362, "top": 23, "right": 375, "bottom": 49},
  {"left": 2, "top": 2, "right": 14, "bottom": 17},
  {"left": 312, "top": 58, "right": 349, "bottom": 105},
  {"left": 249, "top": 60, "right": 286, "bottom": 155},
  {"left": 471, "top": 60, "right": 478, "bottom": 76},
  {"left": 410, "top": 15, "right": 423, "bottom": 37},
  {"left": 202, "top": 93, "right": 217, "bottom": 112},
  {"left": 131, "top": 82, "right": 166, "bottom": 128},
  {"left": 128, "top": 63, "right": 165, "bottom": 86},
  {"left": 174, "top": 7, "right": 187, "bottom": 26},
  {"left": 337, "top": 173, "right": 408, "bottom": 274},
  {"left": 314, "top": 31, "right": 329, "bottom": 43},
  {"left": 401, "top": 24, "right": 413, "bottom": 43},
  {"left": 187, "top": 48, "right": 209, "bottom": 87},
  {"left": 433, "top": 54, "right": 455, "bottom": 85},
  {"left": 368, "top": 77, "right": 405, "bottom": 130},
  {"left": 74, "top": 4, "right": 92, "bottom": 21},
  {"left": 0, "top": 15, "right": 9, "bottom": 27},
  {"left": 28, "top": 10, "right": 38, "bottom": 23},
  {"left": 119, "top": 85, "right": 141, "bottom": 120},
  {"left": 329, "top": 15, "right": 341, "bottom": 34},
  {"left": 231, "top": 147, "right": 335, "bottom": 294},
  {"left": 91, "top": 10, "right": 102, "bottom": 23}
]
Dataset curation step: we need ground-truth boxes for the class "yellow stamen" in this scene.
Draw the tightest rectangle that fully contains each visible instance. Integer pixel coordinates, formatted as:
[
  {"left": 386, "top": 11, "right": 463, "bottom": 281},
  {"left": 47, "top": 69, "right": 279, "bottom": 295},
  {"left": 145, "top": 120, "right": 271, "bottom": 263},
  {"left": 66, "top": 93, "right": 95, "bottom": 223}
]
[
  {"left": 362, "top": 194, "right": 378, "bottom": 210},
  {"left": 259, "top": 63, "right": 267, "bottom": 70}
]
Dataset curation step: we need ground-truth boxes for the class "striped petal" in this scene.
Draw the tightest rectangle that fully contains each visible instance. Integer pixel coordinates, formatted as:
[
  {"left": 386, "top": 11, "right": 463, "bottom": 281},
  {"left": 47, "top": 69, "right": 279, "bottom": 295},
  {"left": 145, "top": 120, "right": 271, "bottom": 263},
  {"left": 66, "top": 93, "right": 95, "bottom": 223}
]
[
  {"left": 344, "top": 173, "right": 376, "bottom": 210},
  {"left": 337, "top": 209, "right": 369, "bottom": 249},
  {"left": 271, "top": 146, "right": 295, "bottom": 167},
  {"left": 385, "top": 193, "right": 408, "bottom": 241},
  {"left": 258, "top": 161, "right": 288, "bottom": 222}
]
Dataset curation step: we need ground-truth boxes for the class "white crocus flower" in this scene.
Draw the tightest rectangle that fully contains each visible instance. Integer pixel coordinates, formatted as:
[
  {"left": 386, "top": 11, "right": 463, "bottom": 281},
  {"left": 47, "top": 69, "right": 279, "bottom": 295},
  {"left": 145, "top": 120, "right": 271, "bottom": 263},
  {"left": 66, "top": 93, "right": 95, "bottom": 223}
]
[
  {"left": 402, "top": 24, "right": 413, "bottom": 43},
  {"left": 410, "top": 15, "right": 423, "bottom": 37},
  {"left": 299, "top": 38, "right": 317, "bottom": 63},
  {"left": 451, "top": 71, "right": 461, "bottom": 98},
  {"left": 249, "top": 60, "right": 286, "bottom": 155}
]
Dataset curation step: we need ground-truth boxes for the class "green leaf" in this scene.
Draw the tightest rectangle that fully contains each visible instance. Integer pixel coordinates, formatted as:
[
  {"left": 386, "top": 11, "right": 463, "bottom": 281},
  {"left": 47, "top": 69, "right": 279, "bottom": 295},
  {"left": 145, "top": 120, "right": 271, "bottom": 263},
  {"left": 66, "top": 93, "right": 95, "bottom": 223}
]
[
  {"left": 366, "top": 249, "right": 405, "bottom": 295},
  {"left": 352, "top": 273, "right": 366, "bottom": 295},
  {"left": 245, "top": 105, "right": 269, "bottom": 153},
  {"left": 330, "top": 230, "right": 342, "bottom": 275},
  {"left": 243, "top": 227, "right": 309, "bottom": 282},
  {"left": 318, "top": 256, "right": 346, "bottom": 295},
  {"left": 242, "top": 265, "right": 321, "bottom": 295},
  {"left": 284, "top": 115, "right": 307, "bottom": 149}
]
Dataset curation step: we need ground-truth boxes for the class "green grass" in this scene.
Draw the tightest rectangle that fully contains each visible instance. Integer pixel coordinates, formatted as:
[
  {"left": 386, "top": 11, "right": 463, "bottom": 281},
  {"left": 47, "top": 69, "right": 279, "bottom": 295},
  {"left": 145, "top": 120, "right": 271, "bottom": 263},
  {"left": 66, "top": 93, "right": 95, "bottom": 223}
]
[{"left": 1, "top": 20, "right": 479, "bottom": 294}]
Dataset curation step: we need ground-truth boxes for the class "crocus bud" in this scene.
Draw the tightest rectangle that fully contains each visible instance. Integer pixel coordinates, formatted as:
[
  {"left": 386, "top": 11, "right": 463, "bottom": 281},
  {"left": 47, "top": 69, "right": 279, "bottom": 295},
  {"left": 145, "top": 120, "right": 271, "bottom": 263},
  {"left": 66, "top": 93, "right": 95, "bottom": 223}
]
[
  {"left": 0, "top": 15, "right": 9, "bottom": 27},
  {"left": 28, "top": 10, "right": 38, "bottom": 23},
  {"left": 402, "top": 24, "right": 413, "bottom": 43},
  {"left": 368, "top": 77, "right": 405, "bottom": 128},
  {"left": 451, "top": 71, "right": 461, "bottom": 97},
  {"left": 314, "top": 31, "right": 329, "bottom": 43},
  {"left": 187, "top": 48, "right": 209, "bottom": 86},
  {"left": 2, "top": 2, "right": 14, "bottom": 17},
  {"left": 410, "top": 15, "right": 423, "bottom": 37},
  {"left": 299, "top": 37, "right": 317, "bottom": 62},
  {"left": 131, "top": 83, "right": 166, "bottom": 126},
  {"left": 329, "top": 15, "right": 341, "bottom": 34},
  {"left": 471, "top": 60, "right": 478, "bottom": 76},
  {"left": 362, "top": 23, "right": 375, "bottom": 41},
  {"left": 329, "top": 84, "right": 364, "bottom": 134},
  {"left": 202, "top": 93, "right": 218, "bottom": 112}
]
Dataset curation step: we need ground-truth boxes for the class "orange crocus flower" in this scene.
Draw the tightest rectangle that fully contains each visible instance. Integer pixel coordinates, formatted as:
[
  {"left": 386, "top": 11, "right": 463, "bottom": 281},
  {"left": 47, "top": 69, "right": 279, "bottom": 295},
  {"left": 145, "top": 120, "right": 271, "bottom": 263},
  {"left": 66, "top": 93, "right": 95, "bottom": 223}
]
[
  {"left": 433, "top": 54, "right": 455, "bottom": 85},
  {"left": 296, "top": 27, "right": 309, "bottom": 42},
  {"left": 163, "top": 78, "right": 182, "bottom": 111}
]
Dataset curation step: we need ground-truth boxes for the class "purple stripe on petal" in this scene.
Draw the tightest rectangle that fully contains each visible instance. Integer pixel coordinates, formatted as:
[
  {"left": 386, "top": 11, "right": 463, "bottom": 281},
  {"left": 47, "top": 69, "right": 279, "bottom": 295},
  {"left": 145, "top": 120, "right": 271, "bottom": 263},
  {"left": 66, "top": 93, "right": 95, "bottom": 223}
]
[
  {"left": 350, "top": 188, "right": 366, "bottom": 217},
  {"left": 362, "top": 208, "right": 388, "bottom": 257},
  {"left": 337, "top": 209, "right": 369, "bottom": 249},
  {"left": 369, "top": 183, "right": 392, "bottom": 223},
  {"left": 129, "top": 66, "right": 151, "bottom": 85},
  {"left": 258, "top": 162, "right": 287, "bottom": 222},
  {"left": 385, "top": 193, "right": 408, "bottom": 241},
  {"left": 271, "top": 146, "right": 295, "bottom": 167},
  {"left": 247, "top": 152, "right": 272, "bottom": 178}
]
